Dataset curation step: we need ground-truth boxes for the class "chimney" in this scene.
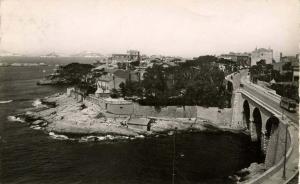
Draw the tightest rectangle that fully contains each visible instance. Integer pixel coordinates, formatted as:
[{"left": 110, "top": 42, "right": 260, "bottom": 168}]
[{"left": 280, "top": 52, "right": 282, "bottom": 62}]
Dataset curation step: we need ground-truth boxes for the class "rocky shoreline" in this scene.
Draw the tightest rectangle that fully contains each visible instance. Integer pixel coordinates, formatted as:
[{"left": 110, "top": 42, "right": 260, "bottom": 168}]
[
  {"left": 12, "top": 93, "right": 247, "bottom": 141},
  {"left": 8, "top": 92, "right": 265, "bottom": 182}
]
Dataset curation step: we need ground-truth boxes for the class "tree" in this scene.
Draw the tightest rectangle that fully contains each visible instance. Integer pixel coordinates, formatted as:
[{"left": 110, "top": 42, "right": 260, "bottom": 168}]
[
  {"left": 257, "top": 59, "right": 266, "bottom": 66},
  {"left": 142, "top": 65, "right": 168, "bottom": 100},
  {"left": 110, "top": 88, "right": 120, "bottom": 98},
  {"left": 117, "top": 62, "right": 127, "bottom": 70},
  {"left": 282, "top": 62, "right": 292, "bottom": 71},
  {"left": 57, "top": 63, "right": 94, "bottom": 85},
  {"left": 119, "top": 80, "right": 143, "bottom": 97},
  {"left": 119, "top": 82, "right": 126, "bottom": 97},
  {"left": 118, "top": 55, "right": 231, "bottom": 107},
  {"left": 130, "top": 60, "right": 140, "bottom": 67}
]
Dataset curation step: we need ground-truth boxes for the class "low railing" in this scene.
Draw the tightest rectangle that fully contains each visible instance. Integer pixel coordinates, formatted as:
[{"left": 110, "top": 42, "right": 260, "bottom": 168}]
[
  {"left": 238, "top": 76, "right": 298, "bottom": 184},
  {"left": 87, "top": 94, "right": 132, "bottom": 105}
]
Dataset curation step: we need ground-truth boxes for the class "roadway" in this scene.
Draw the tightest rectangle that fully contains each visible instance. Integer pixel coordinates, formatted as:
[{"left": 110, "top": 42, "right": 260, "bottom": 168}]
[
  {"left": 239, "top": 70, "right": 299, "bottom": 124},
  {"left": 231, "top": 70, "right": 299, "bottom": 184}
]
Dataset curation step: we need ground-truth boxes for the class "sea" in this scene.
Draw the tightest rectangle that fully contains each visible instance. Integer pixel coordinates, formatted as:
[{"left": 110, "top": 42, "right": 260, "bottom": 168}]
[{"left": 0, "top": 58, "right": 263, "bottom": 184}]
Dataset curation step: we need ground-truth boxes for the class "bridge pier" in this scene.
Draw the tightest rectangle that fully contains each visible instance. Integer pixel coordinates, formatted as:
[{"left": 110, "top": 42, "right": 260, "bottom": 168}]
[
  {"left": 227, "top": 77, "right": 296, "bottom": 174},
  {"left": 249, "top": 119, "right": 258, "bottom": 142},
  {"left": 265, "top": 129, "right": 280, "bottom": 168},
  {"left": 261, "top": 131, "right": 268, "bottom": 154}
]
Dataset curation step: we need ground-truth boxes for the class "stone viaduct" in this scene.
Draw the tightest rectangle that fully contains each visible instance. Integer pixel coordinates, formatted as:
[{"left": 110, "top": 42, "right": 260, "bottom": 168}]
[
  {"left": 236, "top": 89, "right": 290, "bottom": 169},
  {"left": 225, "top": 72, "right": 291, "bottom": 170}
]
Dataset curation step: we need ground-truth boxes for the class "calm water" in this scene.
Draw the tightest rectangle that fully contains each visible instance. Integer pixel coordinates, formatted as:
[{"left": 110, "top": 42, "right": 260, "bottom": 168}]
[{"left": 0, "top": 62, "right": 263, "bottom": 184}]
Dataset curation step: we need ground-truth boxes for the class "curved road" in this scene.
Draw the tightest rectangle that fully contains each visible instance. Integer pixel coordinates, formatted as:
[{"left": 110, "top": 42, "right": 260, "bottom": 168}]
[
  {"left": 239, "top": 70, "right": 299, "bottom": 124},
  {"left": 230, "top": 70, "right": 299, "bottom": 184}
]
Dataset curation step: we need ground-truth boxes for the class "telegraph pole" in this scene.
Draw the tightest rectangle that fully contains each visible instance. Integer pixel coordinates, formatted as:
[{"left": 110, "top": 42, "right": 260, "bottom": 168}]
[
  {"left": 282, "top": 123, "right": 288, "bottom": 180},
  {"left": 172, "top": 127, "right": 177, "bottom": 184}
]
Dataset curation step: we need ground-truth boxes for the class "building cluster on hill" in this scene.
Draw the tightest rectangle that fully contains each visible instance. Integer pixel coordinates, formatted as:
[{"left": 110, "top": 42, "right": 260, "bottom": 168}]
[
  {"left": 89, "top": 50, "right": 189, "bottom": 97},
  {"left": 272, "top": 53, "right": 299, "bottom": 84},
  {"left": 218, "top": 52, "right": 251, "bottom": 67},
  {"left": 218, "top": 48, "right": 274, "bottom": 67},
  {"left": 219, "top": 47, "right": 299, "bottom": 85},
  {"left": 246, "top": 49, "right": 299, "bottom": 102},
  {"left": 92, "top": 47, "right": 300, "bottom": 102},
  {"left": 250, "top": 48, "right": 274, "bottom": 65},
  {"left": 34, "top": 47, "right": 298, "bottom": 105}
]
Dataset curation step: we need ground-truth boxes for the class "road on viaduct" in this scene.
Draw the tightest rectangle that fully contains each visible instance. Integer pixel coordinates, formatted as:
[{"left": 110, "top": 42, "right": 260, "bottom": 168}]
[{"left": 231, "top": 69, "right": 299, "bottom": 184}]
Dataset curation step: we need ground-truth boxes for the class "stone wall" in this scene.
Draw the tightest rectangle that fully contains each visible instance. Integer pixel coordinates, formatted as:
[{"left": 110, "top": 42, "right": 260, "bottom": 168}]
[
  {"left": 66, "top": 87, "right": 75, "bottom": 96},
  {"left": 69, "top": 90, "right": 84, "bottom": 102},
  {"left": 107, "top": 103, "right": 134, "bottom": 115},
  {"left": 231, "top": 92, "right": 247, "bottom": 129},
  {"left": 83, "top": 94, "right": 237, "bottom": 123},
  {"left": 196, "top": 106, "right": 232, "bottom": 126},
  {"left": 132, "top": 104, "right": 197, "bottom": 118},
  {"left": 265, "top": 122, "right": 290, "bottom": 169},
  {"left": 84, "top": 95, "right": 133, "bottom": 115},
  {"left": 84, "top": 95, "right": 235, "bottom": 123}
]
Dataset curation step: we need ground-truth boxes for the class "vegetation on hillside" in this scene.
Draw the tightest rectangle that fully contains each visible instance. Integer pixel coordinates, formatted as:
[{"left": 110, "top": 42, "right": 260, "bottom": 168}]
[
  {"left": 55, "top": 63, "right": 96, "bottom": 94},
  {"left": 249, "top": 60, "right": 293, "bottom": 83},
  {"left": 120, "top": 56, "right": 234, "bottom": 108},
  {"left": 56, "top": 63, "right": 94, "bottom": 84},
  {"left": 249, "top": 60, "right": 298, "bottom": 102},
  {"left": 52, "top": 56, "right": 237, "bottom": 107},
  {"left": 270, "top": 84, "right": 299, "bottom": 102}
]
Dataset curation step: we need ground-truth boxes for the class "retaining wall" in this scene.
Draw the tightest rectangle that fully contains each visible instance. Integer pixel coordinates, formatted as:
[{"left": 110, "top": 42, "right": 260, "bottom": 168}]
[
  {"left": 84, "top": 95, "right": 198, "bottom": 117},
  {"left": 132, "top": 104, "right": 197, "bottom": 118},
  {"left": 84, "top": 95, "right": 134, "bottom": 115},
  {"left": 265, "top": 122, "right": 291, "bottom": 169}
]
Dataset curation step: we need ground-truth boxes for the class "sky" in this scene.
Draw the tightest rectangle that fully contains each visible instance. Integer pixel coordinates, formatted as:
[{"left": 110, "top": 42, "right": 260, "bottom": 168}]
[{"left": 0, "top": 0, "right": 299, "bottom": 57}]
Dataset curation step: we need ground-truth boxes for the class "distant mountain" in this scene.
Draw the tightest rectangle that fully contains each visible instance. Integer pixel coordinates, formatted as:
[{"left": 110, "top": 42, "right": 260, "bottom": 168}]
[
  {"left": 40, "top": 52, "right": 60, "bottom": 58},
  {"left": 0, "top": 50, "right": 23, "bottom": 57},
  {"left": 71, "top": 51, "right": 103, "bottom": 58}
]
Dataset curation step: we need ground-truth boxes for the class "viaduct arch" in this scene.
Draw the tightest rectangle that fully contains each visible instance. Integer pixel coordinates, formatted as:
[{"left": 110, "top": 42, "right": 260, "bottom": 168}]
[
  {"left": 252, "top": 107, "right": 262, "bottom": 143},
  {"left": 242, "top": 100, "right": 250, "bottom": 129},
  {"left": 239, "top": 96, "right": 290, "bottom": 169},
  {"left": 226, "top": 73, "right": 295, "bottom": 178}
]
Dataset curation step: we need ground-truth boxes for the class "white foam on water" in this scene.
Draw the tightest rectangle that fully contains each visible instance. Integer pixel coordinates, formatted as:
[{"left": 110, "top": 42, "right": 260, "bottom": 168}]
[
  {"left": 78, "top": 134, "right": 130, "bottom": 143},
  {"left": 30, "top": 125, "right": 42, "bottom": 130},
  {"left": 106, "top": 135, "right": 114, "bottom": 140},
  {"left": 78, "top": 138, "right": 88, "bottom": 143},
  {"left": 49, "top": 132, "right": 55, "bottom": 136},
  {"left": 97, "top": 136, "right": 106, "bottom": 141},
  {"left": 32, "top": 99, "right": 42, "bottom": 107},
  {"left": 168, "top": 131, "right": 174, "bottom": 136},
  {"left": 135, "top": 135, "right": 145, "bottom": 139},
  {"left": 7, "top": 116, "right": 25, "bottom": 123},
  {"left": 121, "top": 136, "right": 129, "bottom": 139},
  {"left": 0, "top": 100, "right": 13, "bottom": 104},
  {"left": 49, "top": 132, "right": 69, "bottom": 140},
  {"left": 111, "top": 135, "right": 130, "bottom": 140}
]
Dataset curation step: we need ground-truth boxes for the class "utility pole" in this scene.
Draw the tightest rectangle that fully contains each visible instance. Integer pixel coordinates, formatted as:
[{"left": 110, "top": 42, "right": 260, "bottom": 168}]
[
  {"left": 172, "top": 127, "right": 177, "bottom": 184},
  {"left": 282, "top": 123, "right": 288, "bottom": 180},
  {"left": 281, "top": 79, "right": 284, "bottom": 121}
]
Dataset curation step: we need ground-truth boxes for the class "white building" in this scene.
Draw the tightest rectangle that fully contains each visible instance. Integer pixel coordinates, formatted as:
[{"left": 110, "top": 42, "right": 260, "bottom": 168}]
[{"left": 251, "top": 48, "right": 273, "bottom": 66}]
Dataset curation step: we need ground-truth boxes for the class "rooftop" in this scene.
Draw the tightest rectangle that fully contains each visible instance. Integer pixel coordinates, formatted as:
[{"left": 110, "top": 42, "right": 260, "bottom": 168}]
[{"left": 252, "top": 48, "right": 273, "bottom": 53}]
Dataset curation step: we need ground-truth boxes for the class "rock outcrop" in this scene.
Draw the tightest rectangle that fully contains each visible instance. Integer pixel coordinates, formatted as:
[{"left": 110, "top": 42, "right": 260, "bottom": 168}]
[{"left": 20, "top": 93, "right": 245, "bottom": 139}]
